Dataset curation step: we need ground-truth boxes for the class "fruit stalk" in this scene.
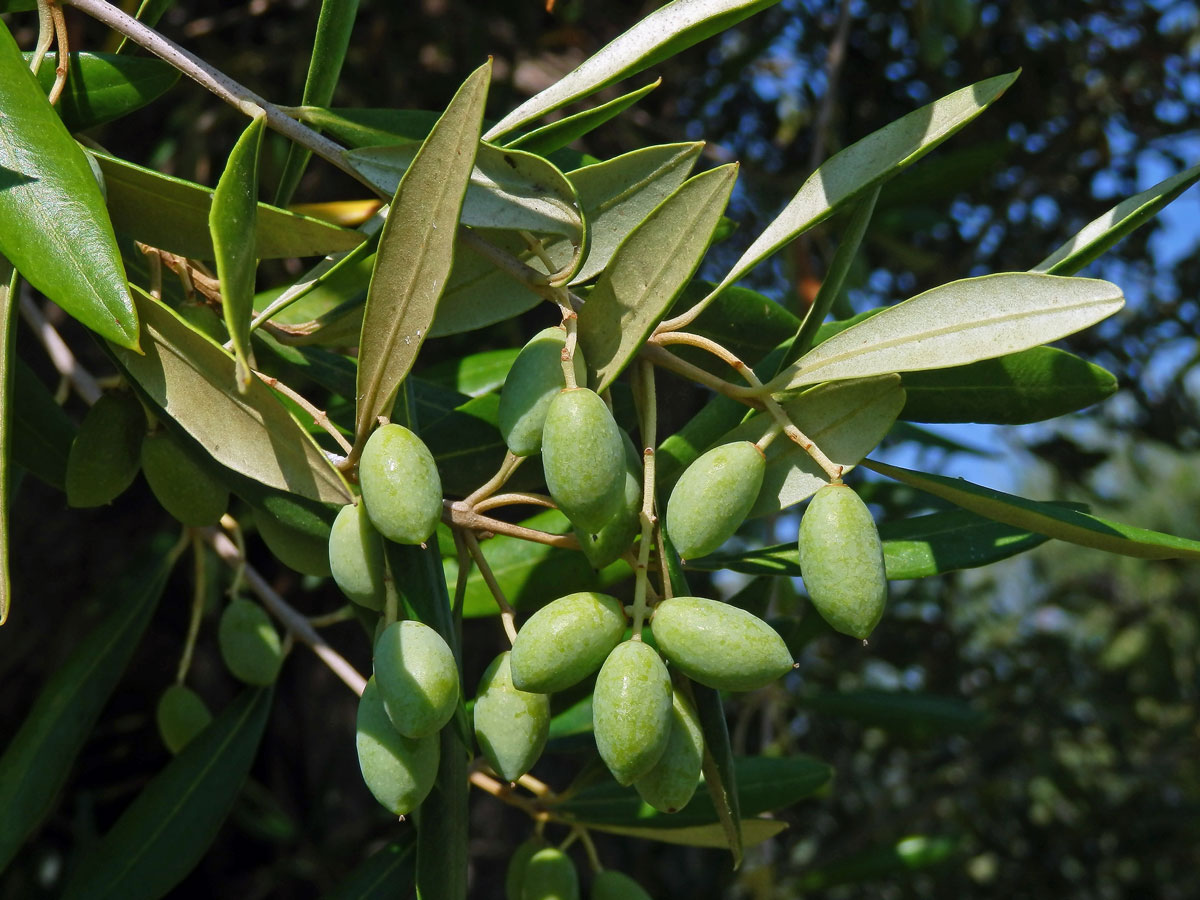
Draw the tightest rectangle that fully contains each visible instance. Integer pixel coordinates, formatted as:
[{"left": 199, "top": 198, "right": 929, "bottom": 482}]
[{"left": 630, "top": 360, "right": 658, "bottom": 638}]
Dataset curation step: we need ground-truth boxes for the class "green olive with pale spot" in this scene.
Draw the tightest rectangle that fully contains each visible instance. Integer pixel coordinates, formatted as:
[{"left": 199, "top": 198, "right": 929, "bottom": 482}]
[
  {"left": 498, "top": 327, "right": 588, "bottom": 457},
  {"left": 797, "top": 483, "right": 887, "bottom": 639},
  {"left": 591, "top": 870, "right": 654, "bottom": 900},
  {"left": 520, "top": 847, "right": 579, "bottom": 900},
  {"left": 359, "top": 424, "right": 443, "bottom": 546},
  {"left": 592, "top": 640, "right": 672, "bottom": 786},
  {"left": 574, "top": 431, "right": 642, "bottom": 569},
  {"left": 509, "top": 592, "right": 627, "bottom": 694},
  {"left": 665, "top": 440, "right": 764, "bottom": 560},
  {"left": 373, "top": 620, "right": 460, "bottom": 739},
  {"left": 328, "top": 501, "right": 387, "bottom": 609},
  {"left": 633, "top": 688, "right": 704, "bottom": 813},
  {"left": 540, "top": 388, "right": 625, "bottom": 534},
  {"left": 356, "top": 678, "right": 439, "bottom": 815},
  {"left": 473, "top": 651, "right": 550, "bottom": 782}
]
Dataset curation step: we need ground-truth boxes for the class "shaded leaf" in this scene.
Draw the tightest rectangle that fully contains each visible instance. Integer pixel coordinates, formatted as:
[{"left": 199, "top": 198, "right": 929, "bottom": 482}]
[
  {"left": 797, "top": 690, "right": 985, "bottom": 737},
  {"left": 768, "top": 274, "right": 1124, "bottom": 392},
  {"left": 865, "top": 458, "right": 1200, "bottom": 560},
  {"left": 579, "top": 164, "right": 738, "bottom": 392},
  {"left": 0, "top": 540, "right": 172, "bottom": 869},
  {"left": 506, "top": 78, "right": 660, "bottom": 156},
  {"left": 23, "top": 51, "right": 179, "bottom": 131},
  {"left": 322, "top": 838, "right": 416, "bottom": 900},
  {"left": 11, "top": 357, "right": 76, "bottom": 489},
  {"left": 585, "top": 818, "right": 786, "bottom": 849},
  {"left": 94, "top": 151, "right": 364, "bottom": 259},
  {"left": 62, "top": 687, "right": 273, "bottom": 900},
  {"left": 797, "top": 835, "right": 961, "bottom": 891},
  {"left": 484, "top": 0, "right": 781, "bottom": 140},
  {"left": 112, "top": 289, "right": 352, "bottom": 504},
  {"left": 0, "top": 24, "right": 137, "bottom": 348},
  {"left": 354, "top": 61, "right": 490, "bottom": 442}
]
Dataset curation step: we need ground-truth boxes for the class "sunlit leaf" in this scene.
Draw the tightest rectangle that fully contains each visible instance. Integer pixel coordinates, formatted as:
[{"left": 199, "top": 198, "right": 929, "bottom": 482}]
[
  {"left": 768, "top": 274, "right": 1123, "bottom": 392},
  {"left": 22, "top": 51, "right": 178, "bottom": 131},
  {"left": 354, "top": 61, "right": 490, "bottom": 443},
  {"left": 0, "top": 23, "right": 138, "bottom": 348},
  {"left": 505, "top": 78, "right": 660, "bottom": 156}
]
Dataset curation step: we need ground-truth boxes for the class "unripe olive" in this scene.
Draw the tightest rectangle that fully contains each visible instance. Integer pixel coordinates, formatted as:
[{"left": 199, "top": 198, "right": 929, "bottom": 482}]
[
  {"left": 141, "top": 431, "right": 229, "bottom": 526},
  {"left": 356, "top": 677, "right": 440, "bottom": 815},
  {"left": 797, "top": 483, "right": 887, "bottom": 639},
  {"left": 574, "top": 432, "right": 642, "bottom": 570},
  {"left": 254, "top": 506, "right": 333, "bottom": 577},
  {"left": 359, "top": 423, "right": 443, "bottom": 546},
  {"left": 66, "top": 391, "right": 145, "bottom": 508},
  {"left": 218, "top": 598, "right": 284, "bottom": 686},
  {"left": 520, "top": 847, "right": 579, "bottom": 900},
  {"left": 634, "top": 689, "right": 703, "bottom": 813},
  {"left": 509, "top": 592, "right": 627, "bottom": 694},
  {"left": 591, "top": 870, "right": 654, "bottom": 900},
  {"left": 506, "top": 837, "right": 549, "bottom": 900},
  {"left": 498, "top": 327, "right": 588, "bottom": 457},
  {"left": 473, "top": 651, "right": 550, "bottom": 782},
  {"left": 592, "top": 640, "right": 672, "bottom": 786},
  {"left": 649, "top": 597, "right": 793, "bottom": 692},
  {"left": 155, "top": 684, "right": 212, "bottom": 754},
  {"left": 328, "top": 501, "right": 387, "bottom": 609},
  {"left": 373, "top": 620, "right": 460, "bottom": 739},
  {"left": 665, "top": 440, "right": 765, "bottom": 560},
  {"left": 540, "top": 388, "right": 624, "bottom": 534}
]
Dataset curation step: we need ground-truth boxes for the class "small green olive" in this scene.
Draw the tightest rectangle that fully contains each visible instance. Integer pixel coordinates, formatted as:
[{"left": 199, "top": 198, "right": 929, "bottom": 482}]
[
  {"left": 592, "top": 640, "right": 672, "bottom": 786},
  {"left": 665, "top": 440, "right": 764, "bottom": 560},
  {"left": 520, "top": 847, "right": 579, "bottom": 900},
  {"left": 634, "top": 689, "right": 704, "bottom": 813},
  {"left": 66, "top": 391, "right": 145, "bottom": 508},
  {"left": 141, "top": 431, "right": 229, "bottom": 527},
  {"left": 218, "top": 599, "right": 284, "bottom": 686},
  {"left": 498, "top": 327, "right": 588, "bottom": 457},
  {"left": 797, "top": 483, "right": 887, "bottom": 639},
  {"left": 574, "top": 431, "right": 643, "bottom": 570},
  {"left": 540, "top": 388, "right": 625, "bottom": 534},
  {"left": 509, "top": 592, "right": 627, "bottom": 694},
  {"left": 506, "top": 837, "right": 549, "bottom": 900},
  {"left": 591, "top": 870, "right": 654, "bottom": 900},
  {"left": 473, "top": 651, "right": 550, "bottom": 783},
  {"left": 155, "top": 684, "right": 212, "bottom": 754},
  {"left": 649, "top": 596, "right": 793, "bottom": 692},
  {"left": 359, "top": 424, "right": 443, "bottom": 546},
  {"left": 254, "top": 506, "right": 333, "bottom": 577},
  {"left": 356, "top": 678, "right": 440, "bottom": 815},
  {"left": 328, "top": 501, "right": 387, "bottom": 609},
  {"left": 373, "top": 620, "right": 460, "bottom": 739}
]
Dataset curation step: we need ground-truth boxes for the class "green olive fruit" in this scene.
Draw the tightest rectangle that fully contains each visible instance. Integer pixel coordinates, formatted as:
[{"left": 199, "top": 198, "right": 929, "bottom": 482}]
[
  {"left": 574, "top": 431, "right": 642, "bottom": 569},
  {"left": 474, "top": 651, "right": 550, "bottom": 782},
  {"left": 509, "top": 592, "right": 627, "bottom": 694},
  {"left": 665, "top": 440, "right": 765, "bottom": 560},
  {"left": 141, "top": 431, "right": 229, "bottom": 526},
  {"left": 359, "top": 424, "right": 443, "bottom": 546},
  {"left": 155, "top": 684, "right": 212, "bottom": 754},
  {"left": 506, "top": 837, "right": 549, "bottom": 900},
  {"left": 218, "top": 598, "right": 284, "bottom": 686},
  {"left": 356, "top": 677, "right": 440, "bottom": 815},
  {"left": 540, "top": 388, "right": 625, "bottom": 534},
  {"left": 592, "top": 640, "right": 672, "bottom": 785},
  {"left": 520, "top": 847, "right": 579, "bottom": 900},
  {"left": 373, "top": 620, "right": 460, "bottom": 739},
  {"left": 254, "top": 506, "right": 333, "bottom": 577},
  {"left": 649, "top": 597, "right": 793, "bottom": 692},
  {"left": 797, "top": 483, "right": 887, "bottom": 639},
  {"left": 591, "top": 870, "right": 654, "bottom": 900},
  {"left": 66, "top": 391, "right": 145, "bottom": 508},
  {"left": 498, "top": 327, "right": 588, "bottom": 457},
  {"left": 328, "top": 501, "right": 387, "bottom": 609},
  {"left": 634, "top": 689, "right": 703, "bottom": 813}
]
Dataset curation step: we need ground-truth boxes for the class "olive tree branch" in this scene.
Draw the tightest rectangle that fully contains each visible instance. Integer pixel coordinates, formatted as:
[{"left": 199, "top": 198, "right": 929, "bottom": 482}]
[
  {"left": 18, "top": 289, "right": 102, "bottom": 404},
  {"left": 629, "top": 359, "right": 658, "bottom": 639},
  {"left": 473, "top": 492, "right": 557, "bottom": 514},
  {"left": 461, "top": 529, "right": 518, "bottom": 645},
  {"left": 444, "top": 501, "right": 580, "bottom": 550}
]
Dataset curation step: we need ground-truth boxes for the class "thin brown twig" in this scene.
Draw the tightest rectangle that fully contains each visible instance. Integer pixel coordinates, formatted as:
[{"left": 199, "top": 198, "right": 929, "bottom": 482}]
[
  {"left": 253, "top": 370, "right": 353, "bottom": 455},
  {"left": 462, "top": 530, "right": 518, "bottom": 644},
  {"left": 444, "top": 502, "right": 579, "bottom": 550},
  {"left": 473, "top": 492, "right": 557, "bottom": 514}
]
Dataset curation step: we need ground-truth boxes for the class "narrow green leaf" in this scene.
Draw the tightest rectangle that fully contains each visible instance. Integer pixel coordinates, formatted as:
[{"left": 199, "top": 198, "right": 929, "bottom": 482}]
[
  {"left": 1034, "top": 161, "right": 1200, "bottom": 275},
  {"left": 768, "top": 274, "right": 1124, "bottom": 392},
  {"left": 354, "top": 61, "right": 490, "bottom": 443},
  {"left": 322, "top": 838, "right": 416, "bottom": 900},
  {"left": 718, "top": 376, "right": 905, "bottom": 517},
  {"left": 505, "top": 78, "right": 660, "bottom": 156},
  {"left": 483, "top": 0, "right": 781, "bottom": 140},
  {"left": 275, "top": 0, "right": 362, "bottom": 206},
  {"left": 0, "top": 540, "right": 173, "bottom": 869},
  {"left": 797, "top": 835, "right": 961, "bottom": 890},
  {"left": 12, "top": 357, "right": 76, "bottom": 489},
  {"left": 117, "top": 0, "right": 176, "bottom": 49},
  {"left": 900, "top": 346, "right": 1118, "bottom": 424},
  {"left": 290, "top": 106, "right": 441, "bottom": 149},
  {"left": 0, "top": 258, "right": 13, "bottom": 624},
  {"left": 210, "top": 112, "right": 266, "bottom": 392},
  {"left": 797, "top": 690, "right": 985, "bottom": 737},
  {"left": 709, "top": 72, "right": 1019, "bottom": 302},
  {"left": 586, "top": 818, "right": 786, "bottom": 849},
  {"left": 865, "top": 458, "right": 1200, "bottom": 560},
  {"left": 62, "top": 687, "right": 274, "bottom": 900},
  {"left": 94, "top": 151, "right": 365, "bottom": 259},
  {"left": 421, "top": 348, "right": 518, "bottom": 397},
  {"left": 22, "top": 51, "right": 179, "bottom": 131},
  {"left": 579, "top": 164, "right": 738, "bottom": 392},
  {"left": 0, "top": 23, "right": 138, "bottom": 348},
  {"left": 112, "top": 288, "right": 352, "bottom": 504}
]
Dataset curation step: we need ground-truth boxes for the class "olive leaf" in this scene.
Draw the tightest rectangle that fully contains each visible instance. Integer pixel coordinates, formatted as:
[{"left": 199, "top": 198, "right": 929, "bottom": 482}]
[
  {"left": 22, "top": 51, "right": 179, "bottom": 131},
  {"left": 321, "top": 838, "right": 416, "bottom": 900},
  {"left": 112, "top": 288, "right": 352, "bottom": 504},
  {"left": 797, "top": 690, "right": 985, "bottom": 737},
  {"left": 586, "top": 818, "right": 787, "bottom": 849},
  {"left": 1033, "top": 160, "right": 1200, "bottom": 276},
  {"left": 865, "top": 458, "right": 1200, "bottom": 560},
  {"left": 353, "top": 60, "right": 490, "bottom": 444},
  {"left": 768, "top": 274, "right": 1124, "bottom": 392},
  {"left": 483, "top": 0, "right": 780, "bottom": 140},
  {"left": 289, "top": 106, "right": 441, "bottom": 149},
  {"left": 505, "top": 78, "right": 660, "bottom": 157},
  {"left": 716, "top": 375, "right": 905, "bottom": 517},
  {"left": 0, "top": 23, "right": 138, "bottom": 349},
  {"left": 796, "top": 835, "right": 962, "bottom": 891},
  {"left": 210, "top": 112, "right": 266, "bottom": 392},
  {"left": 578, "top": 163, "right": 738, "bottom": 392},
  {"left": 11, "top": 357, "right": 76, "bottom": 490}
]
